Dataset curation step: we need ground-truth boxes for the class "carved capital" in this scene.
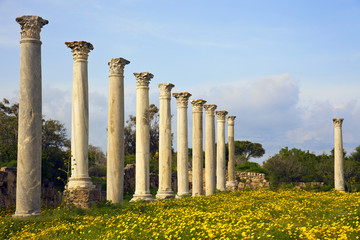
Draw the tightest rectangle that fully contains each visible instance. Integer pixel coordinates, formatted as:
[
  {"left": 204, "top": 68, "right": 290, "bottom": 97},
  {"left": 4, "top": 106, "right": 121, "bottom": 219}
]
[
  {"left": 134, "top": 72, "right": 153, "bottom": 87},
  {"left": 65, "top": 41, "right": 94, "bottom": 60},
  {"left": 108, "top": 58, "right": 130, "bottom": 75},
  {"left": 204, "top": 104, "right": 217, "bottom": 115},
  {"left": 216, "top": 110, "right": 228, "bottom": 121},
  {"left": 173, "top": 92, "right": 192, "bottom": 107},
  {"left": 227, "top": 116, "right": 236, "bottom": 125},
  {"left": 16, "top": 15, "right": 48, "bottom": 40},
  {"left": 333, "top": 118, "right": 344, "bottom": 128},
  {"left": 158, "top": 83, "right": 175, "bottom": 98},
  {"left": 191, "top": 99, "right": 207, "bottom": 112}
]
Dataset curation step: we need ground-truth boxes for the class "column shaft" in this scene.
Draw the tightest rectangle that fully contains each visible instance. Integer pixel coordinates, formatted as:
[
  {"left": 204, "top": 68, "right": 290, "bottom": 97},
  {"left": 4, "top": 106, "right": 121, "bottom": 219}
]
[
  {"left": 226, "top": 116, "right": 237, "bottom": 190},
  {"left": 156, "top": 83, "right": 175, "bottom": 199},
  {"left": 216, "top": 111, "right": 228, "bottom": 191},
  {"left": 131, "top": 72, "right": 154, "bottom": 202},
  {"left": 107, "top": 58, "right": 130, "bottom": 203},
  {"left": 14, "top": 15, "right": 48, "bottom": 218},
  {"left": 204, "top": 104, "right": 217, "bottom": 196},
  {"left": 66, "top": 41, "right": 94, "bottom": 189},
  {"left": 173, "top": 92, "right": 192, "bottom": 198},
  {"left": 333, "top": 118, "right": 345, "bottom": 192},
  {"left": 191, "top": 99, "right": 207, "bottom": 196}
]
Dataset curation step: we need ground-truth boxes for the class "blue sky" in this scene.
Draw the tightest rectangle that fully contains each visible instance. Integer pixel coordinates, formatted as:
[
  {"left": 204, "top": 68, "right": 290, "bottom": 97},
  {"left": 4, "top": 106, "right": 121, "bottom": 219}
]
[{"left": 1, "top": 0, "right": 360, "bottom": 163}]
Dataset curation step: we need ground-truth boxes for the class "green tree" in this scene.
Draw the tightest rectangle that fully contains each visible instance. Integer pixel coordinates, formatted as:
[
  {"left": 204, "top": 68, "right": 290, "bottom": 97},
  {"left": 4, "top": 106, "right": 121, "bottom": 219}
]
[
  {"left": 226, "top": 140, "right": 265, "bottom": 164},
  {"left": 124, "top": 104, "right": 160, "bottom": 156}
]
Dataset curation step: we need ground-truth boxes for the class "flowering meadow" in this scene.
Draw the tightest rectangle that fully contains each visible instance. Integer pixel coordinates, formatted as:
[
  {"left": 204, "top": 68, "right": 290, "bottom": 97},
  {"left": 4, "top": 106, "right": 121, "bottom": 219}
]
[{"left": 1, "top": 189, "right": 360, "bottom": 239}]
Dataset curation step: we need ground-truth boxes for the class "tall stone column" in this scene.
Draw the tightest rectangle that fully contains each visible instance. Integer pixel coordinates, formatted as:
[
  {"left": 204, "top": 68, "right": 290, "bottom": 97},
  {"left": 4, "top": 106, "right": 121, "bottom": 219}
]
[
  {"left": 191, "top": 99, "right": 207, "bottom": 196},
  {"left": 226, "top": 116, "right": 237, "bottom": 190},
  {"left": 216, "top": 110, "right": 228, "bottom": 191},
  {"left": 131, "top": 72, "right": 154, "bottom": 202},
  {"left": 333, "top": 118, "right": 345, "bottom": 192},
  {"left": 106, "top": 58, "right": 130, "bottom": 203},
  {"left": 204, "top": 104, "right": 217, "bottom": 196},
  {"left": 173, "top": 92, "right": 192, "bottom": 198},
  {"left": 14, "top": 15, "right": 48, "bottom": 218},
  {"left": 65, "top": 41, "right": 94, "bottom": 189},
  {"left": 156, "top": 83, "right": 175, "bottom": 200}
]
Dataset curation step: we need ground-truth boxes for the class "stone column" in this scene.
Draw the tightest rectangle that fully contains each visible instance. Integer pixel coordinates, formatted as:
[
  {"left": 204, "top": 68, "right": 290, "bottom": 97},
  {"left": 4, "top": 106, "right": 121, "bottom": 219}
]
[
  {"left": 106, "top": 58, "right": 130, "bottom": 203},
  {"left": 333, "top": 118, "right": 345, "bottom": 192},
  {"left": 226, "top": 116, "right": 237, "bottom": 190},
  {"left": 131, "top": 72, "right": 154, "bottom": 202},
  {"left": 216, "top": 110, "right": 228, "bottom": 191},
  {"left": 156, "top": 83, "right": 175, "bottom": 200},
  {"left": 204, "top": 104, "right": 217, "bottom": 196},
  {"left": 65, "top": 41, "right": 94, "bottom": 189},
  {"left": 13, "top": 15, "right": 48, "bottom": 218},
  {"left": 191, "top": 99, "right": 207, "bottom": 196},
  {"left": 173, "top": 92, "right": 192, "bottom": 198}
]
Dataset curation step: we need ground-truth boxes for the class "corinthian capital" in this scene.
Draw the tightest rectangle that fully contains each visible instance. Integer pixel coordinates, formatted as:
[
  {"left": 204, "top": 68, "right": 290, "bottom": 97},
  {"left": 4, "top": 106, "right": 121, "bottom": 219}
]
[
  {"left": 16, "top": 15, "right": 48, "bottom": 40},
  {"left": 134, "top": 72, "right": 153, "bottom": 87},
  {"left": 191, "top": 99, "right": 207, "bottom": 112},
  {"left": 204, "top": 104, "right": 217, "bottom": 115},
  {"left": 108, "top": 58, "right": 130, "bottom": 75},
  {"left": 158, "top": 83, "right": 175, "bottom": 98},
  {"left": 216, "top": 110, "right": 228, "bottom": 121},
  {"left": 65, "top": 41, "right": 94, "bottom": 60},
  {"left": 173, "top": 92, "right": 192, "bottom": 107},
  {"left": 333, "top": 118, "right": 344, "bottom": 128},
  {"left": 227, "top": 116, "right": 236, "bottom": 125}
]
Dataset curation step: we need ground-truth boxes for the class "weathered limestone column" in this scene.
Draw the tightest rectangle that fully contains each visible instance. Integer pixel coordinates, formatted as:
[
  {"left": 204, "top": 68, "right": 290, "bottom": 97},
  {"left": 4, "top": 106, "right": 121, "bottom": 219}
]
[
  {"left": 226, "top": 116, "right": 237, "bottom": 190},
  {"left": 173, "top": 92, "right": 192, "bottom": 198},
  {"left": 333, "top": 118, "right": 345, "bottom": 192},
  {"left": 65, "top": 41, "right": 95, "bottom": 189},
  {"left": 216, "top": 110, "right": 228, "bottom": 191},
  {"left": 191, "top": 99, "right": 207, "bottom": 196},
  {"left": 106, "top": 58, "right": 130, "bottom": 203},
  {"left": 14, "top": 15, "right": 48, "bottom": 218},
  {"left": 204, "top": 104, "right": 217, "bottom": 196},
  {"left": 131, "top": 72, "right": 154, "bottom": 202},
  {"left": 156, "top": 83, "right": 175, "bottom": 200}
]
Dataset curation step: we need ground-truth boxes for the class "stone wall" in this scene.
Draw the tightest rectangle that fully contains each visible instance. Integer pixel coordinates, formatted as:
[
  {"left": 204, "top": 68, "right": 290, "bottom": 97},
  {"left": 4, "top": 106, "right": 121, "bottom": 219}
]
[
  {"left": 235, "top": 171, "right": 270, "bottom": 190},
  {"left": 0, "top": 167, "right": 61, "bottom": 208}
]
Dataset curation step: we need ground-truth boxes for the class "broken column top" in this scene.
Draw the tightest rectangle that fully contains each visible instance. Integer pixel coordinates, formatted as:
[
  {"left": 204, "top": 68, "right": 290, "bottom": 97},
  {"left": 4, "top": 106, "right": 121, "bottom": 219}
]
[
  {"left": 204, "top": 104, "right": 217, "bottom": 114},
  {"left": 108, "top": 58, "right": 130, "bottom": 75},
  {"left": 65, "top": 41, "right": 94, "bottom": 60},
  {"left": 16, "top": 15, "right": 48, "bottom": 40},
  {"left": 191, "top": 99, "right": 207, "bottom": 112},
  {"left": 216, "top": 110, "right": 228, "bottom": 120},
  {"left": 134, "top": 72, "right": 153, "bottom": 87},
  {"left": 333, "top": 118, "right": 344, "bottom": 127}
]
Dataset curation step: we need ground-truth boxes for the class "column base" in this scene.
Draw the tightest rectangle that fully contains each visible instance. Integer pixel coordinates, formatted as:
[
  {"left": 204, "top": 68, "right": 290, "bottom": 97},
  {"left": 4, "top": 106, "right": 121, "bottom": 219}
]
[
  {"left": 175, "top": 192, "right": 191, "bottom": 199},
  {"left": 67, "top": 177, "right": 95, "bottom": 189},
  {"left": 13, "top": 210, "right": 42, "bottom": 219},
  {"left": 156, "top": 191, "right": 175, "bottom": 200},
  {"left": 130, "top": 193, "right": 155, "bottom": 202},
  {"left": 335, "top": 187, "right": 346, "bottom": 193},
  {"left": 226, "top": 181, "right": 238, "bottom": 192},
  {"left": 64, "top": 187, "right": 101, "bottom": 209}
]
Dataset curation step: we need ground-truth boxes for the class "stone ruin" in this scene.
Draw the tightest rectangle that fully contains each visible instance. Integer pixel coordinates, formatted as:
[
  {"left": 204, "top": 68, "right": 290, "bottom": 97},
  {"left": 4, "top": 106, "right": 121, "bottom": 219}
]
[{"left": 8, "top": 15, "right": 346, "bottom": 217}]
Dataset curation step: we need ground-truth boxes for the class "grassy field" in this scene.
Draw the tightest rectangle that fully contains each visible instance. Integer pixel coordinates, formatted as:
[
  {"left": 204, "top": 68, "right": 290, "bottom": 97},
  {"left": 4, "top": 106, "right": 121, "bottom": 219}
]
[{"left": 1, "top": 189, "right": 360, "bottom": 239}]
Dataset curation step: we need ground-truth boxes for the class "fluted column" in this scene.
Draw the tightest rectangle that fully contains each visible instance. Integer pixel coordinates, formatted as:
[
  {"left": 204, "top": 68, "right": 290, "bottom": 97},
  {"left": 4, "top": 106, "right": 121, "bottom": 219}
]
[
  {"left": 106, "top": 58, "right": 130, "bottom": 203},
  {"left": 65, "top": 41, "right": 94, "bottom": 189},
  {"left": 191, "top": 99, "right": 207, "bottom": 196},
  {"left": 226, "top": 116, "right": 237, "bottom": 190},
  {"left": 131, "top": 72, "right": 154, "bottom": 202},
  {"left": 173, "top": 92, "right": 192, "bottom": 198},
  {"left": 204, "top": 104, "right": 217, "bottom": 196},
  {"left": 333, "top": 118, "right": 345, "bottom": 192},
  {"left": 14, "top": 15, "right": 48, "bottom": 218},
  {"left": 156, "top": 83, "right": 175, "bottom": 200},
  {"left": 216, "top": 110, "right": 228, "bottom": 191}
]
